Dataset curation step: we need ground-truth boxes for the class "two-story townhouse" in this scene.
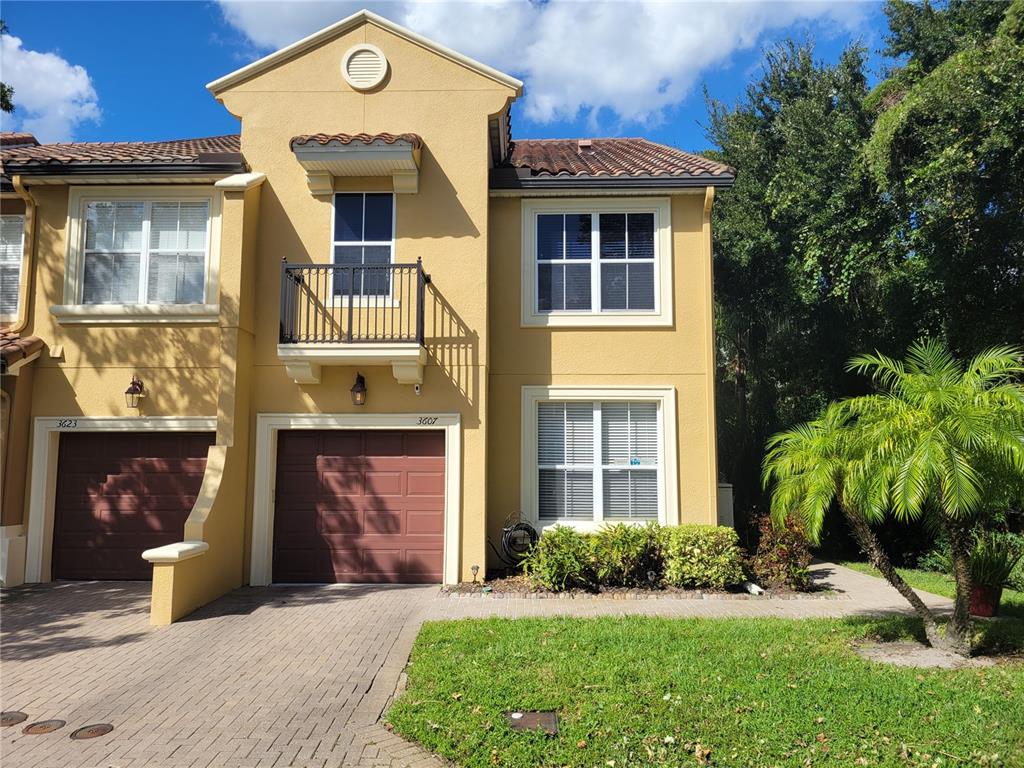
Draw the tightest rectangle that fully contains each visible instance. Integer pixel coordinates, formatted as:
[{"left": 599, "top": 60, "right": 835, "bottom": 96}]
[{"left": 0, "top": 9, "right": 734, "bottom": 623}]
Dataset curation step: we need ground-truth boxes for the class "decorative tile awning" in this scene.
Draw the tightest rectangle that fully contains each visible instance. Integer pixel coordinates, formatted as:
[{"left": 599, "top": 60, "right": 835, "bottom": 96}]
[{"left": 290, "top": 133, "right": 422, "bottom": 195}]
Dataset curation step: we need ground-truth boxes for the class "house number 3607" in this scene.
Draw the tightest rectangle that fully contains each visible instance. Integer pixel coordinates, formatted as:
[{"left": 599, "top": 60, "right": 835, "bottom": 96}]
[{"left": 417, "top": 417, "right": 438, "bottom": 425}]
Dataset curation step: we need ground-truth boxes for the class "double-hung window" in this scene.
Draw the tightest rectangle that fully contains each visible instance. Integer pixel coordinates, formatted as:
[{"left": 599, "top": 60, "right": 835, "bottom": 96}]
[
  {"left": 0, "top": 214, "right": 25, "bottom": 319},
  {"left": 80, "top": 200, "right": 210, "bottom": 305},
  {"left": 332, "top": 193, "right": 394, "bottom": 298},
  {"left": 537, "top": 401, "right": 661, "bottom": 523},
  {"left": 523, "top": 198, "right": 671, "bottom": 326}
]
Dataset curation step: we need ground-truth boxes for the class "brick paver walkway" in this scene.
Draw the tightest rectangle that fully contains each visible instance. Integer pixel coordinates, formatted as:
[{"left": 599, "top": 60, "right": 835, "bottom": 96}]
[
  {"left": 423, "top": 562, "right": 954, "bottom": 620},
  {"left": 1, "top": 563, "right": 950, "bottom": 767},
  {"left": 1, "top": 582, "right": 444, "bottom": 768}
]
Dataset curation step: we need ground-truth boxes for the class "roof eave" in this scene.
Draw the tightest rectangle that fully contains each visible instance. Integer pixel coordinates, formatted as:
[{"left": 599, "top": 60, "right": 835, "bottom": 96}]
[
  {"left": 4, "top": 162, "right": 248, "bottom": 178},
  {"left": 207, "top": 9, "right": 523, "bottom": 96},
  {"left": 489, "top": 171, "right": 735, "bottom": 191}
]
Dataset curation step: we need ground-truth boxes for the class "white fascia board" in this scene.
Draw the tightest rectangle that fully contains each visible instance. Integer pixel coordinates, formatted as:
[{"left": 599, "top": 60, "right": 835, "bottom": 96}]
[{"left": 207, "top": 9, "right": 523, "bottom": 95}]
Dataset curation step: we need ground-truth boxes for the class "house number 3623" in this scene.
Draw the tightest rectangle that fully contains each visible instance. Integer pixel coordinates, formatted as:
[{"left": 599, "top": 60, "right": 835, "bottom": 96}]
[
  {"left": 417, "top": 417, "right": 438, "bottom": 425},
  {"left": 56, "top": 419, "right": 78, "bottom": 428}
]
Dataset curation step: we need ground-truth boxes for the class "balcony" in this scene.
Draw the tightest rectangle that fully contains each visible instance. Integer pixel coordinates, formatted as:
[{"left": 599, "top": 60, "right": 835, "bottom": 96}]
[{"left": 277, "top": 259, "right": 430, "bottom": 385}]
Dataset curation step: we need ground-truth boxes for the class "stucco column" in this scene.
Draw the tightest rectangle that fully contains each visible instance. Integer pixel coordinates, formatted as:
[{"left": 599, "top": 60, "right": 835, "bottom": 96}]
[{"left": 146, "top": 175, "right": 264, "bottom": 625}]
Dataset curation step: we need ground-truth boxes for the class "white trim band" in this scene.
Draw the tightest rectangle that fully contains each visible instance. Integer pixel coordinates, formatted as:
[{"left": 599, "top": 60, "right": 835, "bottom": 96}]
[{"left": 142, "top": 540, "right": 209, "bottom": 563}]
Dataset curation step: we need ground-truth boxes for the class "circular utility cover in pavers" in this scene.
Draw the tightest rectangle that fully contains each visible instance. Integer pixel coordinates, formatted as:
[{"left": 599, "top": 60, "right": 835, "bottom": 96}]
[
  {"left": 70, "top": 724, "right": 114, "bottom": 740},
  {"left": 22, "top": 720, "right": 65, "bottom": 735},
  {"left": 1, "top": 711, "right": 28, "bottom": 727}
]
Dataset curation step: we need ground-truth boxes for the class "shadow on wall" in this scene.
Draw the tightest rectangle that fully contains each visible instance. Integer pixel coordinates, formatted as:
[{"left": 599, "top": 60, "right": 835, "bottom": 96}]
[
  {"left": 33, "top": 206, "right": 236, "bottom": 413},
  {"left": 400, "top": 148, "right": 480, "bottom": 240},
  {"left": 424, "top": 282, "right": 479, "bottom": 428}
]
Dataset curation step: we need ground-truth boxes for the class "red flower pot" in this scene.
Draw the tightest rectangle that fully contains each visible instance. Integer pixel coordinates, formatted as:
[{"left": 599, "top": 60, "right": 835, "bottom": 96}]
[{"left": 969, "top": 585, "right": 1002, "bottom": 617}]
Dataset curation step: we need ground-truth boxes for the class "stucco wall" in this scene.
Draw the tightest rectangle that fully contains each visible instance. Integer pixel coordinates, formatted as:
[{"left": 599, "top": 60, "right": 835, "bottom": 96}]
[
  {"left": 486, "top": 192, "right": 719, "bottom": 553},
  {"left": 215, "top": 21, "right": 517, "bottom": 581},
  {"left": 23, "top": 185, "right": 221, "bottom": 419}
]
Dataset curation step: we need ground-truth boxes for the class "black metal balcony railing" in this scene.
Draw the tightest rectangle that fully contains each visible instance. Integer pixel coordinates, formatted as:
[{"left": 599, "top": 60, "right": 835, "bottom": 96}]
[{"left": 279, "top": 259, "right": 430, "bottom": 344}]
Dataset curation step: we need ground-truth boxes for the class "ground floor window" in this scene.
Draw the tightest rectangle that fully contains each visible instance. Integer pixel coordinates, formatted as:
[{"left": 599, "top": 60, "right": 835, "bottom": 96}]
[{"left": 537, "top": 400, "right": 660, "bottom": 523}]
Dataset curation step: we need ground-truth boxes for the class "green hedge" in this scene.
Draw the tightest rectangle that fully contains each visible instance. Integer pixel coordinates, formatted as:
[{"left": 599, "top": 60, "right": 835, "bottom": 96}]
[{"left": 522, "top": 523, "right": 745, "bottom": 592}]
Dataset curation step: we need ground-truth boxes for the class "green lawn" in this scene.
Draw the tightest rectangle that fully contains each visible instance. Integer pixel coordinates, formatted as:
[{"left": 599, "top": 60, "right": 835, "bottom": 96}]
[
  {"left": 388, "top": 617, "right": 1023, "bottom": 768},
  {"left": 840, "top": 561, "right": 1024, "bottom": 619}
]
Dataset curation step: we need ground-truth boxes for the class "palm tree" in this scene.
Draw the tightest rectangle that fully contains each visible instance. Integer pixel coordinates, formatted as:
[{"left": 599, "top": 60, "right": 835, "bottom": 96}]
[
  {"left": 762, "top": 403, "right": 947, "bottom": 649},
  {"left": 845, "top": 340, "right": 1024, "bottom": 655}
]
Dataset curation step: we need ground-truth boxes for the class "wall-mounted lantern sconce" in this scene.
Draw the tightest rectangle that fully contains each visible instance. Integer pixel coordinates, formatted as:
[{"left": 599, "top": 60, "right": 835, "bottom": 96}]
[
  {"left": 350, "top": 372, "right": 367, "bottom": 406},
  {"left": 124, "top": 375, "right": 146, "bottom": 408}
]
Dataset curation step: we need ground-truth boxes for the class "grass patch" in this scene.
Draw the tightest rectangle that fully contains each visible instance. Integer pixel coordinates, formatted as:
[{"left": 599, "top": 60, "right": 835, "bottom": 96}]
[
  {"left": 840, "top": 561, "right": 1024, "bottom": 619},
  {"left": 388, "top": 617, "right": 1023, "bottom": 768}
]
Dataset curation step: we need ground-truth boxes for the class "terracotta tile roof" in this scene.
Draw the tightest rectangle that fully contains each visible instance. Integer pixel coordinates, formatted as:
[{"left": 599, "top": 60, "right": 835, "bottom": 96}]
[
  {"left": 0, "top": 132, "right": 39, "bottom": 148},
  {"left": 507, "top": 138, "right": 733, "bottom": 180},
  {"left": 0, "top": 331, "right": 44, "bottom": 372},
  {"left": 291, "top": 132, "right": 424, "bottom": 150},
  {"left": 0, "top": 134, "right": 244, "bottom": 174}
]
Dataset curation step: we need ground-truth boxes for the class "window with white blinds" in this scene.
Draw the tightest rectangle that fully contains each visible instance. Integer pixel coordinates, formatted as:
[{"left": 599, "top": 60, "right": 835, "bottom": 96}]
[
  {"left": 536, "top": 211, "right": 656, "bottom": 314},
  {"left": 81, "top": 200, "right": 209, "bottom": 305},
  {"left": 0, "top": 215, "right": 25, "bottom": 318},
  {"left": 537, "top": 401, "right": 660, "bottom": 522}
]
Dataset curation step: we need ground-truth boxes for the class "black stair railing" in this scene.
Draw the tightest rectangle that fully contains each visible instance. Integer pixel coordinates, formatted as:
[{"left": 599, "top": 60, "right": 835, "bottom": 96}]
[{"left": 279, "top": 258, "right": 430, "bottom": 344}]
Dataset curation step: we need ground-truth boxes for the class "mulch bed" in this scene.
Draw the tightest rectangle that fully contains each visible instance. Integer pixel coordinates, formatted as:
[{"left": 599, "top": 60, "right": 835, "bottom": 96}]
[{"left": 441, "top": 574, "right": 843, "bottom": 600}]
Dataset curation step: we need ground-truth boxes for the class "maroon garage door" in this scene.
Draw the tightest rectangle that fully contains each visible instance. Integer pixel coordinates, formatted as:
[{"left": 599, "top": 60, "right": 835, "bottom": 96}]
[
  {"left": 273, "top": 430, "right": 445, "bottom": 583},
  {"left": 52, "top": 432, "right": 214, "bottom": 580}
]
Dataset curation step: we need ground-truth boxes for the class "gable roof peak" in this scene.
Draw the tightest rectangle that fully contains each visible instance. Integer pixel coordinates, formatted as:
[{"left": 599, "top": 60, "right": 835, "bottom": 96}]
[{"left": 207, "top": 8, "right": 522, "bottom": 96}]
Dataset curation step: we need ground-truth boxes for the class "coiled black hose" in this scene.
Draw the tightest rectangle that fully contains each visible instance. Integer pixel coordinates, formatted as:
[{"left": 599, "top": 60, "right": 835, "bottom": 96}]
[{"left": 488, "top": 520, "right": 539, "bottom": 566}]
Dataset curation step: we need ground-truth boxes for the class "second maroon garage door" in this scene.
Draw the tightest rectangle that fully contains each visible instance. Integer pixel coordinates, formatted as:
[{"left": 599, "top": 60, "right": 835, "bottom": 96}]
[{"left": 273, "top": 430, "right": 445, "bottom": 583}]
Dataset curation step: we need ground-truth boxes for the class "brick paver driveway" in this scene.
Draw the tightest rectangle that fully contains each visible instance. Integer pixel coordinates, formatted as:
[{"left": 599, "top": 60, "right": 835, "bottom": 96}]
[{"left": 1, "top": 582, "right": 443, "bottom": 768}]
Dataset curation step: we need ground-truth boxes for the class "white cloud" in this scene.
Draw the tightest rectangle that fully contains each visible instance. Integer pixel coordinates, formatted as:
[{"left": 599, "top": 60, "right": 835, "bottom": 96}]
[
  {"left": 216, "top": 0, "right": 868, "bottom": 127},
  {"left": 0, "top": 33, "right": 100, "bottom": 142}
]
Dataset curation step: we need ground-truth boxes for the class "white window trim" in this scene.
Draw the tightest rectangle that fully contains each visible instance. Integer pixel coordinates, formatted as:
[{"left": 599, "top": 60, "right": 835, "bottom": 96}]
[
  {"left": 0, "top": 213, "right": 25, "bottom": 324},
  {"left": 55, "top": 186, "right": 222, "bottom": 325},
  {"left": 520, "top": 197, "right": 673, "bottom": 327},
  {"left": 250, "top": 412, "right": 462, "bottom": 586},
  {"left": 329, "top": 191, "right": 398, "bottom": 307},
  {"left": 520, "top": 386, "right": 679, "bottom": 530},
  {"left": 24, "top": 416, "right": 218, "bottom": 583}
]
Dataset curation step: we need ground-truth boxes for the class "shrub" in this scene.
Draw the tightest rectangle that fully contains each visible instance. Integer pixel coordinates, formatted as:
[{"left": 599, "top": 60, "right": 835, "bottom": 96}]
[
  {"left": 662, "top": 525, "right": 746, "bottom": 589},
  {"left": 970, "top": 531, "right": 1024, "bottom": 588},
  {"left": 748, "top": 514, "right": 813, "bottom": 590},
  {"left": 590, "top": 523, "right": 664, "bottom": 588},
  {"left": 917, "top": 532, "right": 1024, "bottom": 591},
  {"left": 916, "top": 543, "right": 953, "bottom": 574},
  {"left": 522, "top": 524, "right": 745, "bottom": 592},
  {"left": 522, "top": 525, "right": 594, "bottom": 590}
]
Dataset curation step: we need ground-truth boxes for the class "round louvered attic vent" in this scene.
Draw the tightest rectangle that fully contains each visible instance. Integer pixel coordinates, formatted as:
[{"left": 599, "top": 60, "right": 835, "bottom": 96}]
[{"left": 342, "top": 44, "right": 388, "bottom": 91}]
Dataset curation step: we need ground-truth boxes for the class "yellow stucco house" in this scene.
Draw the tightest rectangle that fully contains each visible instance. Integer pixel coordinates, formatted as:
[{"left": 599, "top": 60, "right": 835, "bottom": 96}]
[{"left": 0, "top": 10, "right": 734, "bottom": 623}]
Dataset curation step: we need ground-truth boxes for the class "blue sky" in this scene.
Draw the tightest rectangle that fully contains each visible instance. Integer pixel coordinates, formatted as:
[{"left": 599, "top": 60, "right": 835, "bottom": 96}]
[{"left": 1, "top": 1, "right": 889, "bottom": 151}]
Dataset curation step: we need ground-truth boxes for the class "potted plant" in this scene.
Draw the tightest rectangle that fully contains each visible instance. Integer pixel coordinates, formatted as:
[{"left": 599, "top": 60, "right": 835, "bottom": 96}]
[{"left": 969, "top": 532, "right": 1023, "bottom": 617}]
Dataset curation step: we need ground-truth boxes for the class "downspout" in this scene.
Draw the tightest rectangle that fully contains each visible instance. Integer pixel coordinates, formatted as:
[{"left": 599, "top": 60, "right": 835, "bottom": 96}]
[
  {"left": 702, "top": 186, "right": 720, "bottom": 524},
  {"left": 8, "top": 176, "right": 36, "bottom": 334}
]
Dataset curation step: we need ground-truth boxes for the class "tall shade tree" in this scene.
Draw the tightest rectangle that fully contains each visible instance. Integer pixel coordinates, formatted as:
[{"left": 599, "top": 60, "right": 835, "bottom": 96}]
[
  {"left": 706, "top": 42, "right": 903, "bottom": 531},
  {"left": 763, "top": 404, "right": 946, "bottom": 647},
  {"left": 866, "top": 1, "right": 1024, "bottom": 354},
  {"left": 845, "top": 340, "right": 1024, "bottom": 655},
  {"left": 0, "top": 21, "right": 13, "bottom": 114}
]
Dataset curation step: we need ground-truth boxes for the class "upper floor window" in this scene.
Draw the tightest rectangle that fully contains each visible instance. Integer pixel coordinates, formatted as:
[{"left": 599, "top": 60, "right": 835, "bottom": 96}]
[
  {"left": 333, "top": 193, "right": 394, "bottom": 297},
  {"left": 81, "top": 199, "right": 210, "bottom": 305},
  {"left": 0, "top": 214, "right": 25, "bottom": 319},
  {"left": 521, "top": 198, "right": 673, "bottom": 327}
]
